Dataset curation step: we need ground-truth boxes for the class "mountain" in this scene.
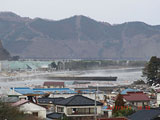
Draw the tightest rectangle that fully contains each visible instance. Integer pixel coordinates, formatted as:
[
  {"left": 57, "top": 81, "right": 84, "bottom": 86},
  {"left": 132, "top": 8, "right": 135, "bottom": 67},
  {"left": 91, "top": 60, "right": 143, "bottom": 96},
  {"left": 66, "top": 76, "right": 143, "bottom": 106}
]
[
  {"left": 0, "top": 40, "right": 10, "bottom": 60},
  {"left": 0, "top": 12, "right": 160, "bottom": 60}
]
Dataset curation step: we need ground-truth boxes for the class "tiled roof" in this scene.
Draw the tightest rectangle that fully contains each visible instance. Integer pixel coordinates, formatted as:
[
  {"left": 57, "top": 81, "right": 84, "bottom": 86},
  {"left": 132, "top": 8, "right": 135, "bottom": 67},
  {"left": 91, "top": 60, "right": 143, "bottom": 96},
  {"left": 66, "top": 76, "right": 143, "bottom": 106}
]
[
  {"left": 55, "top": 95, "right": 103, "bottom": 106},
  {"left": 128, "top": 109, "right": 160, "bottom": 120},
  {"left": 12, "top": 99, "right": 29, "bottom": 106},
  {"left": 38, "top": 97, "right": 65, "bottom": 104},
  {"left": 43, "top": 82, "right": 64, "bottom": 86},
  {"left": 122, "top": 92, "right": 150, "bottom": 102},
  {"left": 47, "top": 113, "right": 63, "bottom": 119}
]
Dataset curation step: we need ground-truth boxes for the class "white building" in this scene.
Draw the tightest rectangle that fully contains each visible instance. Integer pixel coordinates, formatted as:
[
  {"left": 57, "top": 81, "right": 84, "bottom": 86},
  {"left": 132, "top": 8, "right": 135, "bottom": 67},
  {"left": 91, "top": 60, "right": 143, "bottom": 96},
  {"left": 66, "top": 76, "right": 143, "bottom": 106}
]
[
  {"left": 157, "top": 90, "right": 160, "bottom": 106},
  {"left": 12, "top": 99, "right": 46, "bottom": 119}
]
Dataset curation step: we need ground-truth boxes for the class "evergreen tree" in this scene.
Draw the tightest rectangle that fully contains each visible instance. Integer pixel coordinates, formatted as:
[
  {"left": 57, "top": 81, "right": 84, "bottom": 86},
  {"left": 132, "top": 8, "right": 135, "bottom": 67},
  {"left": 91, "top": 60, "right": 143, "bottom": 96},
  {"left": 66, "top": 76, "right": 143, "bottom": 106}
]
[
  {"left": 143, "top": 56, "right": 160, "bottom": 86},
  {"left": 113, "top": 94, "right": 125, "bottom": 113}
]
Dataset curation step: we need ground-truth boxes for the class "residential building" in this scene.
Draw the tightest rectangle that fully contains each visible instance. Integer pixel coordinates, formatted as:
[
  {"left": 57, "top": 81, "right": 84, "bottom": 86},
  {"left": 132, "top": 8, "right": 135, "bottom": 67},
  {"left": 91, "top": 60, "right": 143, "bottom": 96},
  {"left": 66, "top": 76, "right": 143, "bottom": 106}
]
[
  {"left": 54, "top": 95, "right": 104, "bottom": 118},
  {"left": 122, "top": 91, "right": 150, "bottom": 108},
  {"left": 12, "top": 99, "right": 46, "bottom": 119}
]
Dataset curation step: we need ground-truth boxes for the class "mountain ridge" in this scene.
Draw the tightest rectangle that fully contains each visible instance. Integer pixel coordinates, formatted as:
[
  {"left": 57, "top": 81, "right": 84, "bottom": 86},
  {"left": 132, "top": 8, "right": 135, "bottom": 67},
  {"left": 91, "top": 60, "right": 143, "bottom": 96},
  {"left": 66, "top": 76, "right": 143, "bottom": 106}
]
[{"left": 0, "top": 12, "right": 160, "bottom": 60}]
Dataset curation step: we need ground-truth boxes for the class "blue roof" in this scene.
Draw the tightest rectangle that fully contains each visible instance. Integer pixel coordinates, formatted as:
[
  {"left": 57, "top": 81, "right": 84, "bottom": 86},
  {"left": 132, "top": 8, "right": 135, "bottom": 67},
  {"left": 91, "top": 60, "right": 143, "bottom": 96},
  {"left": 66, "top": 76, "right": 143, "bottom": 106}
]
[
  {"left": 11, "top": 87, "right": 44, "bottom": 95},
  {"left": 121, "top": 88, "right": 139, "bottom": 95},
  {"left": 33, "top": 88, "right": 77, "bottom": 94},
  {"left": 11, "top": 87, "right": 77, "bottom": 95},
  {"left": 78, "top": 89, "right": 96, "bottom": 93}
]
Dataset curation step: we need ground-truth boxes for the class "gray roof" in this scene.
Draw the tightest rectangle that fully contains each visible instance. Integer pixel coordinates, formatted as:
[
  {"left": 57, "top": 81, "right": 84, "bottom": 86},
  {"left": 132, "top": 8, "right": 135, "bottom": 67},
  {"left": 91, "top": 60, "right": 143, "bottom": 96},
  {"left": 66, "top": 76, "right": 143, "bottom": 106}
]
[
  {"left": 38, "top": 97, "right": 65, "bottom": 104},
  {"left": 55, "top": 95, "right": 103, "bottom": 106},
  {"left": 47, "top": 113, "right": 63, "bottom": 119},
  {"left": 128, "top": 108, "right": 160, "bottom": 120}
]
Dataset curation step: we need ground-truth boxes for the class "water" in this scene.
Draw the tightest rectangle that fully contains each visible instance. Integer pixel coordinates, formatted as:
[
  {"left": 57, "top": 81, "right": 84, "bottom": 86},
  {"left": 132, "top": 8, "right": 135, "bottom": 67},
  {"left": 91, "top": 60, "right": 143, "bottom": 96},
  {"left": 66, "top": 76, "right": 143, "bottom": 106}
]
[{"left": 0, "top": 67, "right": 144, "bottom": 91}]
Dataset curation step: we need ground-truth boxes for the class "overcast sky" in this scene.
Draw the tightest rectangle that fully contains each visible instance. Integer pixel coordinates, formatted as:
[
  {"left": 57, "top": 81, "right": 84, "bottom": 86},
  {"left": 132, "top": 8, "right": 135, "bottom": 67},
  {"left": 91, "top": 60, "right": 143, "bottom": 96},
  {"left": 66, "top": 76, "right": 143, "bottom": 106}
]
[{"left": 0, "top": 0, "right": 159, "bottom": 25}]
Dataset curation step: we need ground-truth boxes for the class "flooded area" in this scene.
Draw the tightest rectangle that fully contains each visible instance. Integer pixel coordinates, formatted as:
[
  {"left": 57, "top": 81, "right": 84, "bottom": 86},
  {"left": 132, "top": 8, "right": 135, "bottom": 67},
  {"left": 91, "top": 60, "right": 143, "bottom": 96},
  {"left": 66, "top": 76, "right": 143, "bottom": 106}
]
[{"left": 0, "top": 67, "right": 144, "bottom": 90}]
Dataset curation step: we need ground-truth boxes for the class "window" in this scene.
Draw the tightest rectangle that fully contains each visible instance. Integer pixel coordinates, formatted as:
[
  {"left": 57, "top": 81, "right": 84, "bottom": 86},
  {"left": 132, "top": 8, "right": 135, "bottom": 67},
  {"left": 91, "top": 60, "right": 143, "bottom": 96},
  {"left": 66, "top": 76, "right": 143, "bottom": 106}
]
[
  {"left": 33, "top": 112, "right": 38, "bottom": 116},
  {"left": 57, "top": 107, "right": 64, "bottom": 113},
  {"left": 67, "top": 108, "right": 96, "bottom": 115}
]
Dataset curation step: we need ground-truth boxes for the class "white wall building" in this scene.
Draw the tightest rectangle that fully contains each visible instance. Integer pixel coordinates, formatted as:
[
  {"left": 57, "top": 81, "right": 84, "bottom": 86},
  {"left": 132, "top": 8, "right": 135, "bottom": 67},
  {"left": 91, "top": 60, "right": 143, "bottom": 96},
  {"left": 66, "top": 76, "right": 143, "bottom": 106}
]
[{"left": 12, "top": 99, "right": 46, "bottom": 119}]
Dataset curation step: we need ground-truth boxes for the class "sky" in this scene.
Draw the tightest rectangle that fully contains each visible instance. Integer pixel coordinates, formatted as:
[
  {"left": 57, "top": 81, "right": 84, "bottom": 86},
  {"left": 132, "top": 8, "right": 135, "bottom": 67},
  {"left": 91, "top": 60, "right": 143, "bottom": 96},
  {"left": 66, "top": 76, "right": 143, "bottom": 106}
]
[{"left": 0, "top": 0, "right": 160, "bottom": 25}]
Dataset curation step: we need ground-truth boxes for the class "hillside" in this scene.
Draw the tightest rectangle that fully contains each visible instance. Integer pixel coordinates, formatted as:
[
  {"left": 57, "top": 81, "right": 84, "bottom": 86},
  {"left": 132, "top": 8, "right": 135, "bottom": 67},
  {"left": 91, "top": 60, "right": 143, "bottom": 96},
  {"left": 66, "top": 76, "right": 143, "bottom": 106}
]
[
  {"left": 0, "top": 40, "right": 10, "bottom": 60},
  {"left": 0, "top": 12, "right": 160, "bottom": 60}
]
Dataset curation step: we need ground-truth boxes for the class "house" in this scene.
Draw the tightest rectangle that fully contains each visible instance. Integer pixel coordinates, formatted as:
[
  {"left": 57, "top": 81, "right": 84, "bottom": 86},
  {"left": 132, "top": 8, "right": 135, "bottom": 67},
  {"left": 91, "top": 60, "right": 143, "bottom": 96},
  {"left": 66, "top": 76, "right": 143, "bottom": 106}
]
[
  {"left": 54, "top": 95, "right": 104, "bottom": 119},
  {"left": 156, "top": 89, "right": 160, "bottom": 106},
  {"left": 128, "top": 108, "right": 160, "bottom": 120},
  {"left": 12, "top": 99, "right": 46, "bottom": 119},
  {"left": 37, "top": 97, "right": 65, "bottom": 112},
  {"left": 43, "top": 82, "right": 65, "bottom": 88},
  {"left": 122, "top": 91, "right": 150, "bottom": 108}
]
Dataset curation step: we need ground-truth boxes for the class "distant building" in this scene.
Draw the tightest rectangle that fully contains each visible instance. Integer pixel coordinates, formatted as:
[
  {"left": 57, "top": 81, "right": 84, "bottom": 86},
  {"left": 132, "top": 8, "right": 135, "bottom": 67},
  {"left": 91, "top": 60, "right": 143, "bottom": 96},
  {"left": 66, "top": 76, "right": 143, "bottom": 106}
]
[
  {"left": 121, "top": 88, "right": 139, "bottom": 95},
  {"left": 12, "top": 99, "right": 46, "bottom": 119},
  {"left": 43, "top": 82, "right": 65, "bottom": 88}
]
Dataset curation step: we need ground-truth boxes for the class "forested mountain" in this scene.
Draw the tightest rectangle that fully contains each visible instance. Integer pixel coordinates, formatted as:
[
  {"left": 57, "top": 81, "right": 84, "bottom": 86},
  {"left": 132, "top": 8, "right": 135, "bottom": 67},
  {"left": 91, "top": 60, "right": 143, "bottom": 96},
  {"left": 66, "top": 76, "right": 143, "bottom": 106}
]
[{"left": 1, "top": 12, "right": 160, "bottom": 60}]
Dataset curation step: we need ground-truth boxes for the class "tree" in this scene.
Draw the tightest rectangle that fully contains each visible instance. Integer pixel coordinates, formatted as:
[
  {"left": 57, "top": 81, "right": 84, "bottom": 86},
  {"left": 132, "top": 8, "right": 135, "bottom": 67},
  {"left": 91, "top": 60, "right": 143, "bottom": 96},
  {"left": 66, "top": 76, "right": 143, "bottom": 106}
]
[
  {"left": 143, "top": 56, "right": 160, "bottom": 86},
  {"left": 113, "top": 94, "right": 125, "bottom": 113},
  {"left": 113, "top": 94, "right": 135, "bottom": 117},
  {"left": 0, "top": 102, "right": 41, "bottom": 120},
  {"left": 50, "top": 62, "right": 57, "bottom": 69}
]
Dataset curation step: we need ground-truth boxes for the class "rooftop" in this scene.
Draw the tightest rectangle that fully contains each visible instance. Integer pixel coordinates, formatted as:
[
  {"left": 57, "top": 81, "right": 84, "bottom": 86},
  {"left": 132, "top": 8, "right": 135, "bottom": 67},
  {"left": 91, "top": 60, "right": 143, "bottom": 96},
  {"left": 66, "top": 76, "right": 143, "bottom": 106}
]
[
  {"left": 12, "top": 99, "right": 29, "bottom": 106},
  {"left": 128, "top": 108, "right": 160, "bottom": 120},
  {"left": 11, "top": 87, "right": 77, "bottom": 95},
  {"left": 121, "top": 88, "right": 139, "bottom": 95},
  {"left": 33, "top": 88, "right": 76, "bottom": 94},
  {"left": 11, "top": 87, "right": 44, "bottom": 95},
  {"left": 38, "top": 97, "right": 65, "bottom": 104},
  {"left": 47, "top": 113, "right": 63, "bottom": 119},
  {"left": 43, "top": 81, "right": 64, "bottom": 86},
  {"left": 55, "top": 95, "right": 103, "bottom": 106},
  {"left": 122, "top": 92, "right": 150, "bottom": 102}
]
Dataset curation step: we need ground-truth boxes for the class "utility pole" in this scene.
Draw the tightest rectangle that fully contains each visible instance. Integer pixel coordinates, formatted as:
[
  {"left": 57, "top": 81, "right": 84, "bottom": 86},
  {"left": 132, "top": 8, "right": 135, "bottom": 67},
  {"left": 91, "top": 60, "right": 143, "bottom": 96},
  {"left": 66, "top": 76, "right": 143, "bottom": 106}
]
[
  {"left": 94, "top": 89, "right": 97, "bottom": 120},
  {"left": 94, "top": 84, "right": 98, "bottom": 120}
]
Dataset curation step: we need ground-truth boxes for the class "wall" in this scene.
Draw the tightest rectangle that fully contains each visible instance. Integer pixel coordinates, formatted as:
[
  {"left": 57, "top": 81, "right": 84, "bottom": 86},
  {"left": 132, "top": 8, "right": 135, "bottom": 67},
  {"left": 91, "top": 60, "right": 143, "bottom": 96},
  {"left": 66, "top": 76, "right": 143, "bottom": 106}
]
[{"left": 19, "top": 102, "right": 46, "bottom": 119}]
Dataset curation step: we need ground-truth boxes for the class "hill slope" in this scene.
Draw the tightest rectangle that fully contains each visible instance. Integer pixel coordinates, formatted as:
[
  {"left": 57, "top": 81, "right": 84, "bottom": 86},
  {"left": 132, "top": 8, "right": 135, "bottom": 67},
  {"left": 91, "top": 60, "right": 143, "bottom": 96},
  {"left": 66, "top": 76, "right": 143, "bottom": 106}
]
[
  {"left": 0, "top": 40, "right": 10, "bottom": 60},
  {"left": 0, "top": 12, "right": 160, "bottom": 60}
]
